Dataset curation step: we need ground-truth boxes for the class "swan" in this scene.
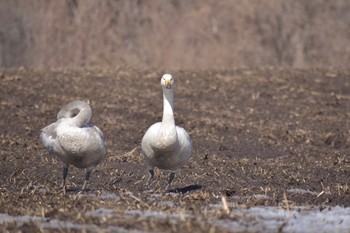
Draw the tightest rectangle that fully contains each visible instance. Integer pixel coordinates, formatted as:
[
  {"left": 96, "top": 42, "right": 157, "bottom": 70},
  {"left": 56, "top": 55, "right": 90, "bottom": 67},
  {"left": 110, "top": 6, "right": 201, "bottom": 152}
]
[
  {"left": 141, "top": 74, "right": 192, "bottom": 190},
  {"left": 40, "top": 100, "right": 106, "bottom": 194}
]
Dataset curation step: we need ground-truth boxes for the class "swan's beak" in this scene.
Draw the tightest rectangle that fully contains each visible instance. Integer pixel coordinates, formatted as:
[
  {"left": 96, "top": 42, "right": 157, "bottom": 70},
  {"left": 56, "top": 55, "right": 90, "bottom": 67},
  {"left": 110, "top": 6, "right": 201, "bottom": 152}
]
[{"left": 165, "top": 80, "right": 172, "bottom": 89}]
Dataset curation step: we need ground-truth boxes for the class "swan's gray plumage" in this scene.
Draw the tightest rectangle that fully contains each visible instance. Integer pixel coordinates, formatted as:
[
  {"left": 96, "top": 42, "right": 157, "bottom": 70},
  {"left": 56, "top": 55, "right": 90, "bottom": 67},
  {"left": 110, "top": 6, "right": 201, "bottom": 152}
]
[
  {"left": 141, "top": 74, "right": 192, "bottom": 190},
  {"left": 40, "top": 100, "right": 106, "bottom": 193}
]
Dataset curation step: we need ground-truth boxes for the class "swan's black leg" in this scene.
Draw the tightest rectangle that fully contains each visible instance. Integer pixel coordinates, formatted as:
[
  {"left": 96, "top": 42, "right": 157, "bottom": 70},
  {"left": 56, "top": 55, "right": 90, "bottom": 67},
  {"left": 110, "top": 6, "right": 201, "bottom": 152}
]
[
  {"left": 166, "top": 171, "right": 176, "bottom": 191},
  {"left": 147, "top": 169, "right": 154, "bottom": 189},
  {"left": 81, "top": 169, "right": 93, "bottom": 192},
  {"left": 62, "top": 165, "right": 69, "bottom": 194}
]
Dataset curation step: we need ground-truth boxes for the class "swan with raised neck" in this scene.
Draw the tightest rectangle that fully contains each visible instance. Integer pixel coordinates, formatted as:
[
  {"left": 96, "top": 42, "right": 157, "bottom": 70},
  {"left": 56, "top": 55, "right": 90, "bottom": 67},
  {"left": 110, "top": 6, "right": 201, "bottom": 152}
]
[
  {"left": 141, "top": 74, "right": 192, "bottom": 191},
  {"left": 40, "top": 100, "right": 106, "bottom": 194}
]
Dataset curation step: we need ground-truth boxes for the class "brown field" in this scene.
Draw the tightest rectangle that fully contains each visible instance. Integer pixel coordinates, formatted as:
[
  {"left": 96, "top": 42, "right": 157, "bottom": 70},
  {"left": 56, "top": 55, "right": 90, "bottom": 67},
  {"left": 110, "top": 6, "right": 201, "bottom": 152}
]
[{"left": 1, "top": 68, "right": 350, "bottom": 232}]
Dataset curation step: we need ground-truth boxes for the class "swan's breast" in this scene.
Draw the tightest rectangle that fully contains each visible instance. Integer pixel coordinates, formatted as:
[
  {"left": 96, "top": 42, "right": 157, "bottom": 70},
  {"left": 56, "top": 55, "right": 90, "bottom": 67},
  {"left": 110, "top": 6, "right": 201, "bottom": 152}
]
[{"left": 141, "top": 123, "right": 192, "bottom": 170}]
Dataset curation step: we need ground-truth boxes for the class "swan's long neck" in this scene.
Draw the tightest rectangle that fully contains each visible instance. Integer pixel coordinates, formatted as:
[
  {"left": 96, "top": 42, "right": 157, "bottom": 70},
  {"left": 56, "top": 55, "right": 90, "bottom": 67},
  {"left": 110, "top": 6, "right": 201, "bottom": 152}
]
[
  {"left": 162, "top": 88, "right": 175, "bottom": 125},
  {"left": 74, "top": 106, "right": 91, "bottom": 127},
  {"left": 57, "top": 101, "right": 91, "bottom": 127},
  {"left": 156, "top": 87, "right": 178, "bottom": 146}
]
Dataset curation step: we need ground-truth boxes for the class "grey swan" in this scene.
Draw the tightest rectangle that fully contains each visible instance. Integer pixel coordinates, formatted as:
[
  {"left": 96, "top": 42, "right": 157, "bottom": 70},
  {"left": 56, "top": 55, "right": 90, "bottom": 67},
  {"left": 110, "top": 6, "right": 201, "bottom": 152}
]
[{"left": 40, "top": 100, "right": 106, "bottom": 194}]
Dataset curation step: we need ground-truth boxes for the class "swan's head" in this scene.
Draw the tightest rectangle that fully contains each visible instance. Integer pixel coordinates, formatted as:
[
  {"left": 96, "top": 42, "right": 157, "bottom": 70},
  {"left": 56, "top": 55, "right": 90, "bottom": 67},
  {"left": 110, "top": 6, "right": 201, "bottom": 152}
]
[{"left": 161, "top": 74, "right": 174, "bottom": 89}]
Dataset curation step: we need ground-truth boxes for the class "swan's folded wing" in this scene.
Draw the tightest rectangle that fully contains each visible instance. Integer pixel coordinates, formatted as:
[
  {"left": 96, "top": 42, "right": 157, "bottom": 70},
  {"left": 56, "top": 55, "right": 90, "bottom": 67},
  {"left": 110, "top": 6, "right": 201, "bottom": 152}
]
[
  {"left": 80, "top": 125, "right": 106, "bottom": 155},
  {"left": 141, "top": 122, "right": 162, "bottom": 153},
  {"left": 176, "top": 126, "right": 192, "bottom": 163},
  {"left": 176, "top": 126, "right": 191, "bottom": 146},
  {"left": 93, "top": 125, "right": 106, "bottom": 154}
]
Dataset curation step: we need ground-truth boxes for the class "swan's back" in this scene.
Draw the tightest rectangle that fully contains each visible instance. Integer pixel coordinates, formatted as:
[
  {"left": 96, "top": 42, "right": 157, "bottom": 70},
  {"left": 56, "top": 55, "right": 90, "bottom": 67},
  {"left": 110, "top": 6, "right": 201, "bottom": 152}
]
[{"left": 55, "top": 122, "right": 105, "bottom": 169}]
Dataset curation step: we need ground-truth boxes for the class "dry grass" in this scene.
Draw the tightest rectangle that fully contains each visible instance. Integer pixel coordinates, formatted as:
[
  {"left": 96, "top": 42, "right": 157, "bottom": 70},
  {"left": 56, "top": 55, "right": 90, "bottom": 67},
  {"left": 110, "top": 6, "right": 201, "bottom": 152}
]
[{"left": 0, "top": 1, "right": 350, "bottom": 69}]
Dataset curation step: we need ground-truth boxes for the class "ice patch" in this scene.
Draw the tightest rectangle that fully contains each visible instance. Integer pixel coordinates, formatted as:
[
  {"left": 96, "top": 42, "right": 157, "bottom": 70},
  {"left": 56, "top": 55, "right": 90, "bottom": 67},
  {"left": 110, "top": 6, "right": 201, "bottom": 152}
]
[
  {"left": 210, "top": 206, "right": 350, "bottom": 233},
  {"left": 2, "top": 205, "right": 350, "bottom": 233},
  {"left": 0, "top": 213, "right": 147, "bottom": 233}
]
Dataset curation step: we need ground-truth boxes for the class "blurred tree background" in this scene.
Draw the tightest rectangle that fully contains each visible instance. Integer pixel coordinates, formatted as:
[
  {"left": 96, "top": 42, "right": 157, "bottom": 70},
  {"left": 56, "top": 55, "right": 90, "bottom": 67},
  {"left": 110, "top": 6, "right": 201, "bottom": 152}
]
[{"left": 0, "top": 0, "right": 349, "bottom": 69}]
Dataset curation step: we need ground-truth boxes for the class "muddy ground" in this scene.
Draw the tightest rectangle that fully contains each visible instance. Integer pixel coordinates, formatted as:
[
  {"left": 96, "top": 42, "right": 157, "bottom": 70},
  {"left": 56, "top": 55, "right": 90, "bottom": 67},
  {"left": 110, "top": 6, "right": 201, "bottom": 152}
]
[{"left": 1, "top": 68, "right": 350, "bottom": 232}]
